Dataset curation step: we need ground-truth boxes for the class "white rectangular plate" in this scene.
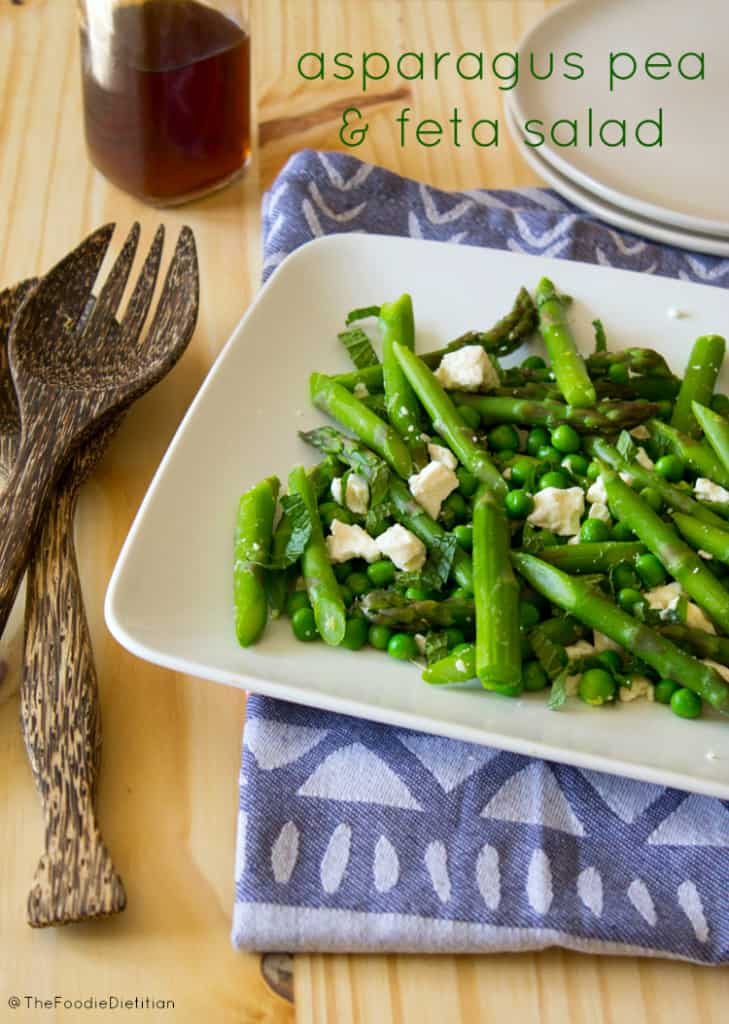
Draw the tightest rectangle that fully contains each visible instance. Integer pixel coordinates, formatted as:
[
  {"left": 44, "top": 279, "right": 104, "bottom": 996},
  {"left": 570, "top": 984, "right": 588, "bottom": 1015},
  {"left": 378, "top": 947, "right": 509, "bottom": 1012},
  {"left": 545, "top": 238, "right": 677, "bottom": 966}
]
[{"left": 106, "top": 234, "right": 729, "bottom": 798}]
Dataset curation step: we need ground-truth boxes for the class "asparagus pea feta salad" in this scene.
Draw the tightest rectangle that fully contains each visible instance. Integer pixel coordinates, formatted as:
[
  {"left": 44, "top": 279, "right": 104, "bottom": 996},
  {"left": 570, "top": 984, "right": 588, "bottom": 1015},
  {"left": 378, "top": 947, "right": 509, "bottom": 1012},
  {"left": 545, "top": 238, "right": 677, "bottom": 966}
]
[{"left": 233, "top": 279, "right": 729, "bottom": 721}]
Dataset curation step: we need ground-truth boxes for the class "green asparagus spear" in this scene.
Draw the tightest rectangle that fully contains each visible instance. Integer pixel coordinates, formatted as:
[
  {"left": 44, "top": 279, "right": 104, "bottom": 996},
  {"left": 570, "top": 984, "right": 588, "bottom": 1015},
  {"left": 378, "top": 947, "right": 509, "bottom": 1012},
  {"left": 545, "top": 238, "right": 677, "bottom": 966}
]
[
  {"left": 512, "top": 552, "right": 729, "bottom": 713},
  {"left": 649, "top": 418, "right": 729, "bottom": 489},
  {"left": 234, "top": 476, "right": 279, "bottom": 646},
  {"left": 310, "top": 373, "right": 413, "bottom": 480},
  {"left": 584, "top": 436, "right": 729, "bottom": 530},
  {"left": 288, "top": 465, "right": 346, "bottom": 646},
  {"left": 265, "top": 511, "right": 293, "bottom": 619},
  {"left": 423, "top": 644, "right": 477, "bottom": 685},
  {"left": 389, "top": 478, "right": 474, "bottom": 593},
  {"left": 456, "top": 395, "right": 657, "bottom": 433},
  {"left": 535, "top": 277, "right": 596, "bottom": 407},
  {"left": 672, "top": 512, "right": 729, "bottom": 565},
  {"left": 379, "top": 294, "right": 427, "bottom": 467},
  {"left": 691, "top": 400, "right": 729, "bottom": 481},
  {"left": 391, "top": 343, "right": 507, "bottom": 497},
  {"left": 299, "top": 426, "right": 390, "bottom": 505},
  {"left": 586, "top": 347, "right": 674, "bottom": 379},
  {"left": 358, "top": 590, "right": 475, "bottom": 631},
  {"left": 473, "top": 486, "right": 522, "bottom": 693},
  {"left": 659, "top": 624, "right": 729, "bottom": 667},
  {"left": 671, "top": 334, "right": 726, "bottom": 437},
  {"left": 601, "top": 466, "right": 729, "bottom": 634},
  {"left": 533, "top": 541, "right": 646, "bottom": 573}
]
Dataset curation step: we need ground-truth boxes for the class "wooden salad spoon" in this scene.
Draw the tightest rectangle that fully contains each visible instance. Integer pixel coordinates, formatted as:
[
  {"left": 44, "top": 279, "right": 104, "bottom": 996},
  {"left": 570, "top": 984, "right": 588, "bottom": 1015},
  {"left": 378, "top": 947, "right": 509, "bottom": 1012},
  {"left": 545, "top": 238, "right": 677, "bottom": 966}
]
[{"left": 0, "top": 223, "right": 198, "bottom": 641}]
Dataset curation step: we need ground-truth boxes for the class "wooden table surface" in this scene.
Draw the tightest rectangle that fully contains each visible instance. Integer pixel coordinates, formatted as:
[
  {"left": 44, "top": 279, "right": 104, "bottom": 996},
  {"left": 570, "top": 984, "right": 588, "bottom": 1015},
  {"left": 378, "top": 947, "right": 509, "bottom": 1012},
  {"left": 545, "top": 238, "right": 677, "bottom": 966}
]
[{"left": 0, "top": 1, "right": 726, "bottom": 1022}]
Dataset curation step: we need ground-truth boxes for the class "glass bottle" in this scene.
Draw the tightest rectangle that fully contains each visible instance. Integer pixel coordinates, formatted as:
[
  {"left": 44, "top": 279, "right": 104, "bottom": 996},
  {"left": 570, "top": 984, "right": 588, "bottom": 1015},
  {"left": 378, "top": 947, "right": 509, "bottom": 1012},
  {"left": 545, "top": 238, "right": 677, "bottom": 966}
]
[{"left": 78, "top": 0, "right": 251, "bottom": 205}]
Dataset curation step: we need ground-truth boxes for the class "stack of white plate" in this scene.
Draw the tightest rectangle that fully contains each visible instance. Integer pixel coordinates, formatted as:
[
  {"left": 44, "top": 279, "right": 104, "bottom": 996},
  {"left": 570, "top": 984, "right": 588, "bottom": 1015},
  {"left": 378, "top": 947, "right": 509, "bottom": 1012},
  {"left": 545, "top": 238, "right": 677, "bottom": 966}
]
[{"left": 506, "top": 0, "right": 729, "bottom": 256}]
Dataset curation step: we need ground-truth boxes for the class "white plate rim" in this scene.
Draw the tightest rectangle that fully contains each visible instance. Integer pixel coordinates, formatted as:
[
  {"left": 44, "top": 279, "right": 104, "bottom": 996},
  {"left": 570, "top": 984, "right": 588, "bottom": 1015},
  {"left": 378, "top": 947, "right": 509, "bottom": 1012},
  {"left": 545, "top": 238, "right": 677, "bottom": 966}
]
[{"left": 508, "top": 0, "right": 729, "bottom": 239}]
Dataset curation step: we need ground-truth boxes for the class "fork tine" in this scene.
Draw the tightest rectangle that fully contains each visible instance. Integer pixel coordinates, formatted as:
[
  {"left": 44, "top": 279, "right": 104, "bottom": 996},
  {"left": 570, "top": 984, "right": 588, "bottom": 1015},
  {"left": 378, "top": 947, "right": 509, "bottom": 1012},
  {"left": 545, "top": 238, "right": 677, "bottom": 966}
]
[
  {"left": 120, "top": 225, "right": 165, "bottom": 345},
  {"left": 141, "top": 226, "right": 199, "bottom": 365},
  {"left": 84, "top": 223, "right": 140, "bottom": 332},
  {"left": 40, "top": 224, "right": 116, "bottom": 327}
]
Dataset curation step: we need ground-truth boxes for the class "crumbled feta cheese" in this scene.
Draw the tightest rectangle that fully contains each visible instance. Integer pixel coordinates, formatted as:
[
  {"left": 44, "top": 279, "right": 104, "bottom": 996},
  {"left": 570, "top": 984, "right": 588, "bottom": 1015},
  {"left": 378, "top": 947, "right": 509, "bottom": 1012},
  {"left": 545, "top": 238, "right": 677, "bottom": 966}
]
[
  {"left": 353, "top": 381, "right": 369, "bottom": 399},
  {"left": 566, "top": 640, "right": 595, "bottom": 660},
  {"left": 686, "top": 602, "right": 716, "bottom": 634},
  {"left": 619, "top": 677, "right": 655, "bottom": 702},
  {"left": 414, "top": 633, "right": 427, "bottom": 655},
  {"left": 434, "top": 345, "right": 499, "bottom": 392},
  {"left": 699, "top": 549, "right": 714, "bottom": 560},
  {"left": 419, "top": 432, "right": 431, "bottom": 443},
  {"left": 695, "top": 477, "right": 729, "bottom": 504},
  {"left": 619, "top": 471, "right": 635, "bottom": 485},
  {"left": 527, "top": 486, "right": 585, "bottom": 536},
  {"left": 408, "top": 461, "right": 459, "bottom": 519},
  {"left": 589, "top": 502, "right": 611, "bottom": 524},
  {"left": 667, "top": 307, "right": 689, "bottom": 319},
  {"left": 565, "top": 675, "right": 581, "bottom": 697},
  {"left": 399, "top": 405, "right": 409, "bottom": 417},
  {"left": 593, "top": 631, "right": 621, "bottom": 653},
  {"left": 586, "top": 476, "right": 608, "bottom": 504},
  {"left": 455, "top": 658, "right": 467, "bottom": 674},
  {"left": 376, "top": 523, "right": 427, "bottom": 571},
  {"left": 630, "top": 425, "right": 651, "bottom": 440},
  {"left": 503, "top": 467, "right": 512, "bottom": 480},
  {"left": 567, "top": 533, "right": 581, "bottom": 545},
  {"left": 326, "top": 520, "right": 380, "bottom": 564},
  {"left": 427, "top": 442, "right": 458, "bottom": 470},
  {"left": 706, "top": 749, "right": 719, "bottom": 761},
  {"left": 331, "top": 477, "right": 344, "bottom": 505},
  {"left": 345, "top": 473, "right": 369, "bottom": 515},
  {"left": 702, "top": 659, "right": 729, "bottom": 683},
  {"left": 646, "top": 582, "right": 682, "bottom": 612},
  {"left": 635, "top": 447, "right": 654, "bottom": 470}
]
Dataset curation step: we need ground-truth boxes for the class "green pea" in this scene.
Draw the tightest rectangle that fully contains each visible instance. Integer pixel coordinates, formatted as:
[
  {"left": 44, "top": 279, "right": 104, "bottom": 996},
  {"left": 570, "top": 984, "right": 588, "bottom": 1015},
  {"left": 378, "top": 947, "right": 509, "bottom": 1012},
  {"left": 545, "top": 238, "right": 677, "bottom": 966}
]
[
  {"left": 611, "top": 521, "right": 636, "bottom": 542},
  {"left": 586, "top": 460, "right": 601, "bottom": 481},
  {"left": 519, "top": 601, "right": 541, "bottom": 629},
  {"left": 635, "top": 553, "right": 667, "bottom": 588},
  {"left": 286, "top": 591, "right": 311, "bottom": 618},
  {"left": 617, "top": 587, "right": 644, "bottom": 613},
  {"left": 334, "top": 561, "right": 354, "bottom": 582},
  {"left": 510, "top": 457, "right": 536, "bottom": 488},
  {"left": 711, "top": 394, "right": 729, "bottom": 417},
  {"left": 456, "top": 404, "right": 481, "bottom": 430},
  {"left": 320, "top": 501, "right": 352, "bottom": 527},
  {"left": 368, "top": 624, "right": 393, "bottom": 650},
  {"left": 521, "top": 355, "right": 547, "bottom": 370},
  {"left": 387, "top": 632, "right": 418, "bottom": 660},
  {"left": 505, "top": 489, "right": 534, "bottom": 520},
  {"left": 612, "top": 562, "right": 640, "bottom": 591},
  {"left": 640, "top": 487, "right": 663, "bottom": 513},
  {"left": 580, "top": 518, "right": 611, "bottom": 543},
  {"left": 291, "top": 606, "right": 318, "bottom": 642},
  {"left": 527, "top": 427, "right": 550, "bottom": 456},
  {"left": 367, "top": 559, "right": 396, "bottom": 587},
  {"left": 670, "top": 687, "right": 702, "bottom": 719},
  {"left": 348, "top": 571, "right": 371, "bottom": 596},
  {"left": 538, "top": 470, "right": 569, "bottom": 490},
  {"left": 561, "top": 453, "right": 589, "bottom": 476},
  {"left": 340, "top": 617, "right": 369, "bottom": 650},
  {"left": 523, "top": 660, "right": 549, "bottom": 692},
  {"left": 579, "top": 668, "right": 616, "bottom": 705},
  {"left": 453, "top": 524, "right": 473, "bottom": 550},
  {"left": 608, "top": 363, "right": 630, "bottom": 385},
  {"left": 597, "top": 650, "right": 622, "bottom": 673},
  {"left": 339, "top": 583, "right": 354, "bottom": 607},
  {"left": 488, "top": 424, "right": 520, "bottom": 452},
  {"left": 445, "top": 627, "right": 465, "bottom": 648},
  {"left": 442, "top": 492, "right": 468, "bottom": 523},
  {"left": 536, "top": 445, "right": 561, "bottom": 468},
  {"left": 655, "top": 454, "right": 685, "bottom": 483},
  {"left": 654, "top": 678, "right": 680, "bottom": 705},
  {"left": 405, "top": 586, "right": 435, "bottom": 601},
  {"left": 456, "top": 467, "right": 478, "bottom": 497},
  {"left": 551, "top": 424, "right": 581, "bottom": 454}
]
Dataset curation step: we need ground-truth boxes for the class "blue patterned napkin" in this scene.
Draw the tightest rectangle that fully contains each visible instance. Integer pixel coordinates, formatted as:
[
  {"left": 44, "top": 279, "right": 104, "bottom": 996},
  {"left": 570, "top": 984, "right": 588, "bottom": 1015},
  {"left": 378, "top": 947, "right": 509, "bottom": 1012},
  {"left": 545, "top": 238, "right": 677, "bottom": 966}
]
[{"left": 233, "top": 151, "right": 729, "bottom": 962}]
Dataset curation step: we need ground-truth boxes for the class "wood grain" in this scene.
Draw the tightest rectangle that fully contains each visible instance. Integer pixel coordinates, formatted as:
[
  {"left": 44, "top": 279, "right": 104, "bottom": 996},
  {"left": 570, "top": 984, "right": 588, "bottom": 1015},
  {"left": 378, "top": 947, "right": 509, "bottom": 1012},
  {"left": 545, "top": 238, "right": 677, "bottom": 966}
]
[{"left": 0, "top": 1, "right": 726, "bottom": 1022}]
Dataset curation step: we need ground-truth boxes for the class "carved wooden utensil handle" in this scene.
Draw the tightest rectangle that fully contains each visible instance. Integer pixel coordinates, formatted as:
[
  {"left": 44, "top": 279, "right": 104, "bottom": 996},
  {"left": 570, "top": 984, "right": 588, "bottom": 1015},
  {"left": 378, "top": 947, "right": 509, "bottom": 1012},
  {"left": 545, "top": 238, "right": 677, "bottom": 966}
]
[{"left": 22, "top": 444, "right": 125, "bottom": 927}]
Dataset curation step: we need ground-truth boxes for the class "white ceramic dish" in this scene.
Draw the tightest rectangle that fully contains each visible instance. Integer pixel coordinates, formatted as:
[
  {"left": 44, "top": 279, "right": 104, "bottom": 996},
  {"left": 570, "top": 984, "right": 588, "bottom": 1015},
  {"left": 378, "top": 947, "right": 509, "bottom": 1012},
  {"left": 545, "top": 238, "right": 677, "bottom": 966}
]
[
  {"left": 508, "top": 0, "right": 729, "bottom": 237},
  {"left": 505, "top": 106, "right": 729, "bottom": 258},
  {"left": 106, "top": 233, "right": 729, "bottom": 799}
]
